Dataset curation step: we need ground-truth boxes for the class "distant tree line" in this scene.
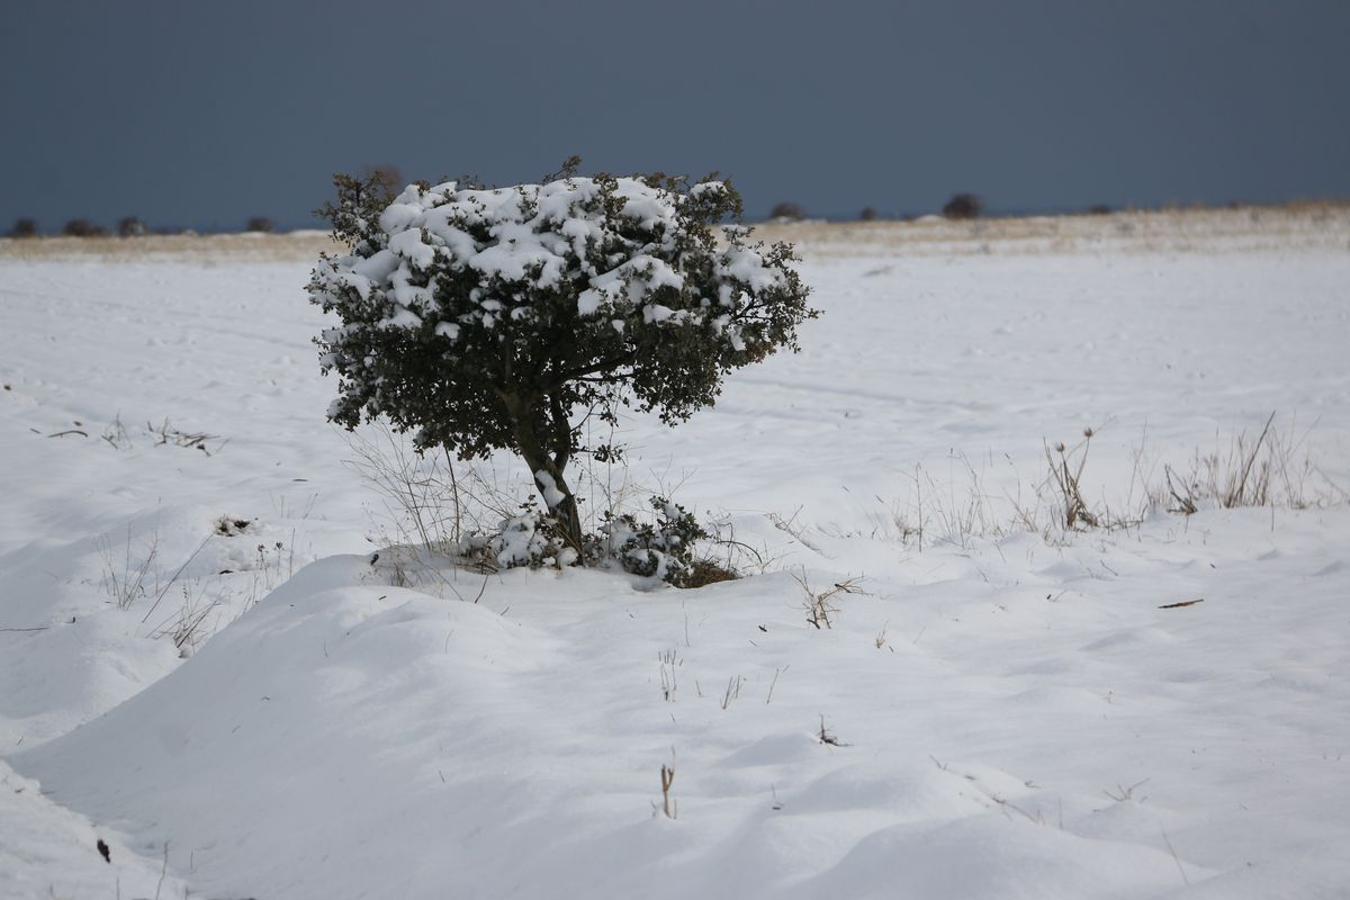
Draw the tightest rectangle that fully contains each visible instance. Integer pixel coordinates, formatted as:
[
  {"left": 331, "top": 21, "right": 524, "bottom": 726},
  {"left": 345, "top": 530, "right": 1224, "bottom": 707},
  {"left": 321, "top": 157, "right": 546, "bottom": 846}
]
[
  {"left": 765, "top": 193, "right": 990, "bottom": 222},
  {"left": 761, "top": 193, "right": 1123, "bottom": 222},
  {"left": 6, "top": 166, "right": 1226, "bottom": 240},
  {"left": 6, "top": 214, "right": 283, "bottom": 238}
]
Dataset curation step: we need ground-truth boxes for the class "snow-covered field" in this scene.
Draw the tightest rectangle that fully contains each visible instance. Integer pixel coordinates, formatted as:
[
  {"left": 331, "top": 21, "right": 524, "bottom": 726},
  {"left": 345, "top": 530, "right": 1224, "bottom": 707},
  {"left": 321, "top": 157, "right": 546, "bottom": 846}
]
[{"left": 3, "top": 213, "right": 1349, "bottom": 898}]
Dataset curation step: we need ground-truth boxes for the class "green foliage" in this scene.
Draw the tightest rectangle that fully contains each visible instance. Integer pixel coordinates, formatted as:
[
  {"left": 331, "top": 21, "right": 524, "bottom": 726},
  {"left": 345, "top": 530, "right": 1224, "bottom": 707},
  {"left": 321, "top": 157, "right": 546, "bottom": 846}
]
[
  {"left": 602, "top": 497, "right": 710, "bottom": 587},
  {"left": 466, "top": 496, "right": 715, "bottom": 587},
  {"left": 309, "top": 160, "right": 815, "bottom": 549}
]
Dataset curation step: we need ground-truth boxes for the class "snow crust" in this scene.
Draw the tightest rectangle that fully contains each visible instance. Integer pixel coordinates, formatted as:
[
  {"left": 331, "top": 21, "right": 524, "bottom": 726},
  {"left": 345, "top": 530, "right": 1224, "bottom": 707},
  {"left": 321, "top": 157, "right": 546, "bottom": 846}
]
[{"left": 3, "top": 235, "right": 1350, "bottom": 897}]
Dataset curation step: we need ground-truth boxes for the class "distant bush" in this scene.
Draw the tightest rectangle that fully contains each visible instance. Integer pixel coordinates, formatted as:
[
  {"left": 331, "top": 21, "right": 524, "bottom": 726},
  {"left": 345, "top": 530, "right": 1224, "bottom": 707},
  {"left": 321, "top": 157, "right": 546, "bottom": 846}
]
[
  {"left": 769, "top": 201, "right": 806, "bottom": 221},
  {"left": 245, "top": 217, "right": 275, "bottom": 233},
  {"left": 941, "top": 193, "right": 983, "bottom": 220},
  {"left": 859, "top": 207, "right": 879, "bottom": 222},
  {"left": 10, "top": 218, "right": 38, "bottom": 238},
  {"left": 117, "top": 216, "right": 148, "bottom": 237},
  {"left": 62, "top": 219, "right": 106, "bottom": 237},
  {"left": 1086, "top": 204, "right": 1112, "bottom": 216}
]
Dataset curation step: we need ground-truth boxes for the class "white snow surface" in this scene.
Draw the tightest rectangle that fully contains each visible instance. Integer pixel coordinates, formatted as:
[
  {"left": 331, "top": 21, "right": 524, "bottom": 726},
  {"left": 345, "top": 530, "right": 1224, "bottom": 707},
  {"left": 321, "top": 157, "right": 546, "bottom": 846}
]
[
  {"left": 2, "top": 231, "right": 1350, "bottom": 898},
  {"left": 1, "top": 759, "right": 189, "bottom": 899}
]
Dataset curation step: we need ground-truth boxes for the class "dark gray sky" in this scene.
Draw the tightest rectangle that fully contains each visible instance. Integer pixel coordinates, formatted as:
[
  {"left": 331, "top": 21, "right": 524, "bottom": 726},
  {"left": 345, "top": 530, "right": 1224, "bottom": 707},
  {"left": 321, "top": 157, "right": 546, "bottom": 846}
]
[{"left": 4, "top": 0, "right": 1349, "bottom": 230}]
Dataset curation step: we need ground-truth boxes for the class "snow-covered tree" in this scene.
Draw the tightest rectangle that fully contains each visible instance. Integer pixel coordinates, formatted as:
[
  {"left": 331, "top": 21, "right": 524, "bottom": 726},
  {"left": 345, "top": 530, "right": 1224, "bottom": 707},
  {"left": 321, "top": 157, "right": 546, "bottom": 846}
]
[{"left": 308, "top": 162, "right": 815, "bottom": 551}]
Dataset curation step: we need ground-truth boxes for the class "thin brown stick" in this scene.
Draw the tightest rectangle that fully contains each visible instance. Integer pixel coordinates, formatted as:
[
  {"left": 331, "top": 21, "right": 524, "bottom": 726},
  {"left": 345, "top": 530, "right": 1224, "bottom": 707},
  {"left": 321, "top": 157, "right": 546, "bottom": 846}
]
[
  {"left": 660, "top": 765, "right": 676, "bottom": 819},
  {"left": 1158, "top": 598, "right": 1205, "bottom": 610}
]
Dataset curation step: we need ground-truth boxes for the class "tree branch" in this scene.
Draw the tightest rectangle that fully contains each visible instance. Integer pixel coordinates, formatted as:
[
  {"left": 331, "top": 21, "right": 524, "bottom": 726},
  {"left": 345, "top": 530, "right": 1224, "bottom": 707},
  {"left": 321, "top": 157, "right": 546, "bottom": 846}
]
[{"left": 543, "top": 349, "right": 640, "bottom": 390}]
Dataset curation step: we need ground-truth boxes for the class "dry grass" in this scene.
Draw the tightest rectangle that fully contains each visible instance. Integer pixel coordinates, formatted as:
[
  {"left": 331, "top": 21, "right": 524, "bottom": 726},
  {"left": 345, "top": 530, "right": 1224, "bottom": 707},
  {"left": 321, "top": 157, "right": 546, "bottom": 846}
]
[
  {"left": 751, "top": 201, "right": 1350, "bottom": 258},
  {"left": 5, "top": 202, "right": 1347, "bottom": 264},
  {"left": 793, "top": 571, "right": 866, "bottom": 629},
  {"left": 819, "top": 415, "right": 1341, "bottom": 554},
  {"left": 1045, "top": 430, "right": 1100, "bottom": 530},
  {"left": 0, "top": 230, "right": 341, "bottom": 263},
  {"left": 97, "top": 527, "right": 160, "bottom": 610},
  {"left": 681, "top": 558, "right": 740, "bottom": 588},
  {"left": 1157, "top": 413, "right": 1325, "bottom": 514}
]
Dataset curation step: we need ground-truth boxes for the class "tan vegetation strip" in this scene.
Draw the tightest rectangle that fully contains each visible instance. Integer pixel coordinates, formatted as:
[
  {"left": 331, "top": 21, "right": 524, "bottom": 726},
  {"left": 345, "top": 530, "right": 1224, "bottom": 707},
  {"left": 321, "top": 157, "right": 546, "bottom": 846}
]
[{"left": 3, "top": 203, "right": 1348, "bottom": 263}]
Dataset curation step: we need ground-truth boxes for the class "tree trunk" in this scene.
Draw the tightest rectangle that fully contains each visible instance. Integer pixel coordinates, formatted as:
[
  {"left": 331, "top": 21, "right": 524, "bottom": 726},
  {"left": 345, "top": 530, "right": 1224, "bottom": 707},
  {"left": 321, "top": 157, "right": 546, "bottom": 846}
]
[
  {"left": 543, "top": 467, "right": 584, "bottom": 553},
  {"left": 517, "top": 444, "right": 583, "bottom": 552},
  {"left": 502, "top": 392, "right": 584, "bottom": 553}
]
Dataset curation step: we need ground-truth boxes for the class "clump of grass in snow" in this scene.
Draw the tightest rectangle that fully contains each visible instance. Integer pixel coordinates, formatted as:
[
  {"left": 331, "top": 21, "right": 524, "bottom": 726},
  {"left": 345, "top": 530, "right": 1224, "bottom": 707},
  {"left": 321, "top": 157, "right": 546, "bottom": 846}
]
[
  {"left": 809, "top": 413, "right": 1342, "bottom": 554},
  {"left": 97, "top": 527, "right": 159, "bottom": 610},
  {"left": 792, "top": 571, "right": 866, "bottom": 630}
]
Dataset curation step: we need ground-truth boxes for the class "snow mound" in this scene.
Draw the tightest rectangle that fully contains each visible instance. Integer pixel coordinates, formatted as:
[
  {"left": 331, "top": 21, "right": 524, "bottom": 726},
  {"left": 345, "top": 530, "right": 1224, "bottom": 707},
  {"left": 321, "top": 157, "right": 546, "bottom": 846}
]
[
  {"left": 16, "top": 556, "right": 562, "bottom": 898},
  {"left": 10, "top": 555, "right": 1284, "bottom": 900}
]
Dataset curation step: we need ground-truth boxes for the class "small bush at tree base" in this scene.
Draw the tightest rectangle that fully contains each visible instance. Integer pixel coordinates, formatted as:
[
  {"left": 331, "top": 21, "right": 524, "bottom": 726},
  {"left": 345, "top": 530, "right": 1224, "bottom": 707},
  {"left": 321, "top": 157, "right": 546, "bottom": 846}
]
[
  {"left": 601, "top": 497, "right": 709, "bottom": 586},
  {"left": 309, "top": 160, "right": 815, "bottom": 555},
  {"left": 942, "top": 193, "right": 983, "bottom": 220},
  {"left": 470, "top": 504, "right": 577, "bottom": 570},
  {"left": 459, "top": 496, "right": 723, "bottom": 587}
]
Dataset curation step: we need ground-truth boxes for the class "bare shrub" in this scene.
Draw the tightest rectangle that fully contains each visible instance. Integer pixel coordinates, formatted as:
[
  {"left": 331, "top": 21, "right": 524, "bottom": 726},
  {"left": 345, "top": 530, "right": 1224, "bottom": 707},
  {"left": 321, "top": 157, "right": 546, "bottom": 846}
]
[
  {"left": 859, "top": 206, "right": 879, "bottom": 222},
  {"left": 770, "top": 201, "right": 806, "bottom": 221},
  {"left": 10, "top": 218, "right": 38, "bottom": 238},
  {"left": 793, "top": 570, "right": 865, "bottom": 629},
  {"left": 702, "top": 513, "right": 773, "bottom": 576},
  {"left": 245, "top": 216, "right": 275, "bottom": 233},
  {"left": 344, "top": 421, "right": 520, "bottom": 555}
]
